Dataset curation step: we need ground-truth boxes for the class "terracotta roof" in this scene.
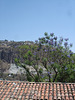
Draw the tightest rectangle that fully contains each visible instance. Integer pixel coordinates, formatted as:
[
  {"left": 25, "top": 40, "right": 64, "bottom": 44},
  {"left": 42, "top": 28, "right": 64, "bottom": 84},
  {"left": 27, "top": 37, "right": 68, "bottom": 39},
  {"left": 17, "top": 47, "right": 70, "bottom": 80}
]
[{"left": 0, "top": 80, "right": 75, "bottom": 100}]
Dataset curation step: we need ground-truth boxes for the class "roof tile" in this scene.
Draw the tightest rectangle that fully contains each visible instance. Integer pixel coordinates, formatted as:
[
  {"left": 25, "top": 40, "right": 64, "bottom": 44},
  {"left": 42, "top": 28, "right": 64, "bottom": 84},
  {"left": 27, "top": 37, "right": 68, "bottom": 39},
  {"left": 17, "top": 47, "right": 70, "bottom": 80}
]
[{"left": 0, "top": 80, "right": 75, "bottom": 100}]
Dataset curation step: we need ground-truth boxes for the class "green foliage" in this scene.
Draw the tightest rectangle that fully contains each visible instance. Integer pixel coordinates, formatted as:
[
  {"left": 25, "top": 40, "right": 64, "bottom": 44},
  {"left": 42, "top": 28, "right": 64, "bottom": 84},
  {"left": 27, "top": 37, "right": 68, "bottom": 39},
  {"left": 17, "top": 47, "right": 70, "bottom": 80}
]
[
  {"left": 14, "top": 58, "right": 21, "bottom": 66},
  {"left": 15, "top": 32, "right": 74, "bottom": 83},
  {"left": 19, "top": 45, "right": 29, "bottom": 49},
  {"left": 44, "top": 32, "right": 48, "bottom": 36},
  {"left": 27, "top": 50, "right": 32, "bottom": 56},
  {"left": 25, "top": 60, "right": 33, "bottom": 66},
  {"left": 34, "top": 75, "right": 39, "bottom": 82},
  {"left": 14, "top": 58, "right": 19, "bottom": 63},
  {"left": 42, "top": 58, "right": 47, "bottom": 68},
  {"left": 39, "top": 68, "right": 43, "bottom": 74},
  {"left": 23, "top": 54, "right": 28, "bottom": 59},
  {"left": 26, "top": 72, "right": 34, "bottom": 82}
]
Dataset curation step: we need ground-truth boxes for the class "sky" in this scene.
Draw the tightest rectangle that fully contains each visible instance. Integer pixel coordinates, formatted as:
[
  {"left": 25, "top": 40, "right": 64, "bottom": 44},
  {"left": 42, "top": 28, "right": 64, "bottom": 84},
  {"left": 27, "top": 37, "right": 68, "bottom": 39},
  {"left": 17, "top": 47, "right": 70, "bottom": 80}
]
[{"left": 0, "top": 0, "right": 75, "bottom": 52}]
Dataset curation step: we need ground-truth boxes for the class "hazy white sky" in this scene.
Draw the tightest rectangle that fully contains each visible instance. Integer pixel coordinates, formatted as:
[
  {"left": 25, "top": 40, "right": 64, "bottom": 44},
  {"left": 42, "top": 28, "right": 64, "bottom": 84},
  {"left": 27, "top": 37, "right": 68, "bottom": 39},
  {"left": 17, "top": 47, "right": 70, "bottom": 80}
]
[{"left": 0, "top": 0, "right": 75, "bottom": 52}]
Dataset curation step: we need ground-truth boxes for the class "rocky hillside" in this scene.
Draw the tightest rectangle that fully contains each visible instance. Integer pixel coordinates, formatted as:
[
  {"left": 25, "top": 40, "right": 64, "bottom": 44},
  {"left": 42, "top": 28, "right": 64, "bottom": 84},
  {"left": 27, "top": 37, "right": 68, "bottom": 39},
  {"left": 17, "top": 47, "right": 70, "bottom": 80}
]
[
  {"left": 0, "top": 40, "right": 35, "bottom": 74},
  {"left": 0, "top": 40, "right": 34, "bottom": 63}
]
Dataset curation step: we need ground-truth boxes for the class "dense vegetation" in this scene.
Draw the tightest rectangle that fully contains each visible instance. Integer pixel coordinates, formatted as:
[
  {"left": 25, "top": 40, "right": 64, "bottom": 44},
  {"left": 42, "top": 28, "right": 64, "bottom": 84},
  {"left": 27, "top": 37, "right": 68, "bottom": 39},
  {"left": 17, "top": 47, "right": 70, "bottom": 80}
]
[{"left": 15, "top": 33, "right": 75, "bottom": 82}]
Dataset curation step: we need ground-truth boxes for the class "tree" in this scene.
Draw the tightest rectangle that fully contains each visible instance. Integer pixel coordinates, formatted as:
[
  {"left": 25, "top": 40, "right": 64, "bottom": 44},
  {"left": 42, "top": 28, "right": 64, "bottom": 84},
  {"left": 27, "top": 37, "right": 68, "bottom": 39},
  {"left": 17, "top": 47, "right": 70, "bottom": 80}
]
[{"left": 15, "top": 32, "right": 75, "bottom": 82}]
